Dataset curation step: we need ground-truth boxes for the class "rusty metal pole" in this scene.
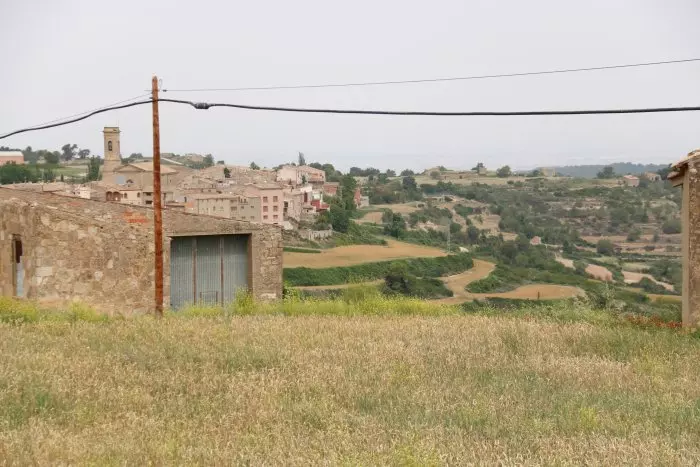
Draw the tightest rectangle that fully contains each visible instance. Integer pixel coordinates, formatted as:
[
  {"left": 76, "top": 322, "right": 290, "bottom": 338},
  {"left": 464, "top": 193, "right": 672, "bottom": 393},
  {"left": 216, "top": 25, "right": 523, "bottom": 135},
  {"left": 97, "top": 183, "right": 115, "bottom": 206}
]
[{"left": 152, "top": 76, "right": 164, "bottom": 317}]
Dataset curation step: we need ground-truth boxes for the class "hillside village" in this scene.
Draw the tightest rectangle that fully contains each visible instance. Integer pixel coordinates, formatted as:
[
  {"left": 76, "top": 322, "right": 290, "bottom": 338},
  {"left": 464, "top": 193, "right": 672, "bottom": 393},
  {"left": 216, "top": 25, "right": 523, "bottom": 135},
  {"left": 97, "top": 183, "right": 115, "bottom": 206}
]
[{"left": 0, "top": 128, "right": 693, "bottom": 326}]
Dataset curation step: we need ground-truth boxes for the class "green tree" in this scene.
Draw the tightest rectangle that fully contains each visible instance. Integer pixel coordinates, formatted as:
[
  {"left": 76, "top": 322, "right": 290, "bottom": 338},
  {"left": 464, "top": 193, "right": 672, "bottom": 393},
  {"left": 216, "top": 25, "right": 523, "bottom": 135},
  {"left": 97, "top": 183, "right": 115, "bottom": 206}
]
[
  {"left": 596, "top": 239, "right": 616, "bottom": 256},
  {"left": 384, "top": 212, "right": 406, "bottom": 238},
  {"left": 78, "top": 148, "right": 91, "bottom": 159},
  {"left": 298, "top": 152, "right": 306, "bottom": 166},
  {"left": 61, "top": 143, "right": 77, "bottom": 161},
  {"left": 597, "top": 166, "right": 616, "bottom": 179},
  {"left": 44, "top": 151, "right": 60, "bottom": 165},
  {"left": 386, "top": 169, "right": 396, "bottom": 177},
  {"left": 472, "top": 162, "right": 485, "bottom": 171},
  {"left": 86, "top": 156, "right": 101, "bottom": 182},
  {"left": 223, "top": 167, "right": 231, "bottom": 178},
  {"left": 400, "top": 169, "right": 415, "bottom": 176},
  {"left": 662, "top": 218, "right": 682, "bottom": 234},
  {"left": 328, "top": 205, "right": 350, "bottom": 232},
  {"left": 250, "top": 162, "right": 260, "bottom": 170},
  {"left": 203, "top": 154, "right": 214, "bottom": 167},
  {"left": 496, "top": 165, "right": 512, "bottom": 178},
  {"left": 216, "top": 160, "right": 225, "bottom": 165},
  {"left": 626, "top": 229, "right": 641, "bottom": 242},
  {"left": 402, "top": 176, "right": 417, "bottom": 191}
]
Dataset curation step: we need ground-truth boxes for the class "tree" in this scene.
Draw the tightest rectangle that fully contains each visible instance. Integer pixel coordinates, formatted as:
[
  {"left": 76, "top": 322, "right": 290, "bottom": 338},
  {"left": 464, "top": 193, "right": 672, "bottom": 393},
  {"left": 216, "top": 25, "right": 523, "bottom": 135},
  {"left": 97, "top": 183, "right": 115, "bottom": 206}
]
[
  {"left": 86, "top": 156, "right": 101, "bottom": 181},
  {"left": 250, "top": 162, "right": 260, "bottom": 170},
  {"left": 61, "top": 143, "right": 77, "bottom": 161},
  {"left": 302, "top": 174, "right": 308, "bottom": 185},
  {"left": 298, "top": 152, "right": 306, "bottom": 166},
  {"left": 78, "top": 149, "right": 91, "bottom": 159},
  {"left": 60, "top": 174, "right": 64, "bottom": 182},
  {"left": 402, "top": 176, "right": 417, "bottom": 191},
  {"left": 657, "top": 164, "right": 673, "bottom": 180},
  {"left": 472, "top": 162, "right": 485, "bottom": 171},
  {"left": 384, "top": 212, "right": 407, "bottom": 238},
  {"left": 203, "top": 154, "right": 214, "bottom": 167},
  {"left": 597, "top": 166, "right": 616, "bottom": 179},
  {"left": 223, "top": 167, "right": 231, "bottom": 178},
  {"left": 328, "top": 205, "right": 350, "bottom": 232},
  {"left": 128, "top": 153, "right": 143, "bottom": 161},
  {"left": 467, "top": 225, "right": 480, "bottom": 243},
  {"left": 216, "top": 160, "right": 225, "bottom": 165},
  {"left": 596, "top": 239, "right": 616, "bottom": 256},
  {"left": 496, "top": 165, "right": 512, "bottom": 178},
  {"left": 528, "top": 169, "right": 543, "bottom": 177},
  {"left": 626, "top": 229, "right": 641, "bottom": 242},
  {"left": 430, "top": 171, "right": 441, "bottom": 180},
  {"left": 400, "top": 169, "right": 414, "bottom": 176},
  {"left": 386, "top": 169, "right": 396, "bottom": 177},
  {"left": 44, "top": 152, "right": 60, "bottom": 165},
  {"left": 662, "top": 218, "right": 682, "bottom": 234}
]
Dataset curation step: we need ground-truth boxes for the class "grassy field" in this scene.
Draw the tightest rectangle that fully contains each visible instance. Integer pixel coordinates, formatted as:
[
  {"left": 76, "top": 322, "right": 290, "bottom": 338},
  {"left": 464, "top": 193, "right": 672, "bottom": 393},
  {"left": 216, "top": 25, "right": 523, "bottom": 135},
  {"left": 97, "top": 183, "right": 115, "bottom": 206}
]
[
  {"left": 283, "top": 239, "right": 446, "bottom": 268},
  {"left": 1, "top": 298, "right": 699, "bottom": 464}
]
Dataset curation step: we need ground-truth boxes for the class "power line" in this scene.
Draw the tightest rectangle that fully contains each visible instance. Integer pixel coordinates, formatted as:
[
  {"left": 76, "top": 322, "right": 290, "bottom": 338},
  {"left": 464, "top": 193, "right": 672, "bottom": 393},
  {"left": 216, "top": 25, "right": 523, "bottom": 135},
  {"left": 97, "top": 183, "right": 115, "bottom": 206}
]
[
  {"left": 162, "top": 58, "right": 700, "bottom": 93},
  {"left": 22, "top": 94, "right": 151, "bottom": 129},
  {"left": 3, "top": 97, "right": 700, "bottom": 141},
  {"left": 0, "top": 100, "right": 152, "bottom": 140}
]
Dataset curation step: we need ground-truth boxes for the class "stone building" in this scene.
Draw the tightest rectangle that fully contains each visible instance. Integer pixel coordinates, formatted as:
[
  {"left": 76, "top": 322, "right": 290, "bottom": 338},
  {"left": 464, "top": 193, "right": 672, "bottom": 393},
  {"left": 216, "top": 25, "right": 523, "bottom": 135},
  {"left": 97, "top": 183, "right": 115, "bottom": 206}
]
[
  {"left": 101, "top": 127, "right": 121, "bottom": 183},
  {"left": 0, "top": 188, "right": 282, "bottom": 315},
  {"left": 621, "top": 175, "right": 640, "bottom": 187},
  {"left": 277, "top": 165, "right": 326, "bottom": 186},
  {"left": 668, "top": 149, "right": 700, "bottom": 327},
  {"left": 184, "top": 193, "right": 262, "bottom": 223}
]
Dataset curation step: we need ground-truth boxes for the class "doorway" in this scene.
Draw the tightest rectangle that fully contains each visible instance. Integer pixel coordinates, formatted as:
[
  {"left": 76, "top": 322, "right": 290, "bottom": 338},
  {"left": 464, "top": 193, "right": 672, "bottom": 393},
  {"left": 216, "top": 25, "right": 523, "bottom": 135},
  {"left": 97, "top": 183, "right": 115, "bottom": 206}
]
[{"left": 12, "top": 236, "right": 23, "bottom": 297}]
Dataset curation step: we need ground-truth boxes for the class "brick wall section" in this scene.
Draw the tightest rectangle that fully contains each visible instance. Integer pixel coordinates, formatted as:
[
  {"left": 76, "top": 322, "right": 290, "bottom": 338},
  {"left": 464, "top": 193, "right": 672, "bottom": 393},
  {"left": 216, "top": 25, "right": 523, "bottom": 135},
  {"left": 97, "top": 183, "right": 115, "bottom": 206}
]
[{"left": 0, "top": 188, "right": 283, "bottom": 315}]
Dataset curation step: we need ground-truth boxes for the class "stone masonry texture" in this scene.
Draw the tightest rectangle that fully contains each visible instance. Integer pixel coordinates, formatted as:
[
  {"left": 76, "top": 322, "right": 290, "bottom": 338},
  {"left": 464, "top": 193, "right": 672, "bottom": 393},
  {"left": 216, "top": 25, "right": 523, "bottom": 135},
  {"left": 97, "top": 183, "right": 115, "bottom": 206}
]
[{"left": 0, "top": 188, "right": 283, "bottom": 315}]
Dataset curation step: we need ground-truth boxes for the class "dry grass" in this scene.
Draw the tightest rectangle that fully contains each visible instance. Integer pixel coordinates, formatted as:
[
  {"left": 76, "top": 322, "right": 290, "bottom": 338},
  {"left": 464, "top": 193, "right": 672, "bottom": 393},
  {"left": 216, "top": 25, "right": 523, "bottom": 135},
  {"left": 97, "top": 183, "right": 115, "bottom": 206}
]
[
  {"left": 283, "top": 239, "right": 446, "bottom": 268},
  {"left": 1, "top": 300, "right": 700, "bottom": 464}
]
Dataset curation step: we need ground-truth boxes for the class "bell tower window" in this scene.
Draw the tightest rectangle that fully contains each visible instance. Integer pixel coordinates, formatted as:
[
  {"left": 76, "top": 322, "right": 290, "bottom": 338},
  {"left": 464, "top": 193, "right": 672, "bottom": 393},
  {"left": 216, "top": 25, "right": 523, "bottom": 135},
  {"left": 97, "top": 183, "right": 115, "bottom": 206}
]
[{"left": 108, "top": 141, "right": 113, "bottom": 151}]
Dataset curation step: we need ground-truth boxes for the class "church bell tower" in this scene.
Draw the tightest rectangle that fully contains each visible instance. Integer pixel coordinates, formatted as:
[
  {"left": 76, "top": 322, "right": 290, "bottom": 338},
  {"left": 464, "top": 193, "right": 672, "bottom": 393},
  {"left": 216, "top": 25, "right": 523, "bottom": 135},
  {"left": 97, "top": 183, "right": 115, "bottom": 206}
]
[{"left": 101, "top": 127, "right": 121, "bottom": 184}]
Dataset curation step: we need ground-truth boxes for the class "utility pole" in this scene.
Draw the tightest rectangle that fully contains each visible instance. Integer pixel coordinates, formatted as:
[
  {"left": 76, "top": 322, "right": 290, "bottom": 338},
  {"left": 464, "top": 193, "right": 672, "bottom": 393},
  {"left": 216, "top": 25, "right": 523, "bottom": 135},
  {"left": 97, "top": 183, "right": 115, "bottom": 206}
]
[{"left": 152, "top": 75, "right": 164, "bottom": 317}]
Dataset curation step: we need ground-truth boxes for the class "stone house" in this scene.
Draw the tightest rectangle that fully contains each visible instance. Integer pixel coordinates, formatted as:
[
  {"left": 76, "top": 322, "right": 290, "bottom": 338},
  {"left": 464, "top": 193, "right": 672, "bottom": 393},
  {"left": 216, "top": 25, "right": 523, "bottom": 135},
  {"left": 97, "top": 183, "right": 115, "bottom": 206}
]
[
  {"left": 184, "top": 193, "right": 262, "bottom": 223},
  {"left": 277, "top": 165, "right": 326, "bottom": 186},
  {"left": 0, "top": 188, "right": 282, "bottom": 315},
  {"left": 113, "top": 162, "right": 178, "bottom": 188},
  {"left": 245, "top": 183, "right": 284, "bottom": 226},
  {"left": 643, "top": 172, "right": 661, "bottom": 182},
  {"left": 621, "top": 175, "right": 640, "bottom": 187}
]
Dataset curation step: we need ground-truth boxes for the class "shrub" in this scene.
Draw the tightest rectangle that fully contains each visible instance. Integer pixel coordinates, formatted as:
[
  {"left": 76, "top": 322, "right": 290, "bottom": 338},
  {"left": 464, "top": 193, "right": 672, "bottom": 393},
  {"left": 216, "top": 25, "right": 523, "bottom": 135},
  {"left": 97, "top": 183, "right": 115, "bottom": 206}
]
[
  {"left": 284, "top": 254, "right": 474, "bottom": 286},
  {"left": 283, "top": 247, "right": 322, "bottom": 254},
  {"left": 596, "top": 239, "right": 616, "bottom": 256},
  {"left": 662, "top": 218, "right": 682, "bottom": 234}
]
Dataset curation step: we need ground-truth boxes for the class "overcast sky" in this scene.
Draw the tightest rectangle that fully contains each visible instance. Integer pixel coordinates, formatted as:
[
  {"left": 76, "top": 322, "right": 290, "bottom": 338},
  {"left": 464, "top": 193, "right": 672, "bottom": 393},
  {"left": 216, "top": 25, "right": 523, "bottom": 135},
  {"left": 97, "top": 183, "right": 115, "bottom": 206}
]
[{"left": 2, "top": 0, "right": 700, "bottom": 171}]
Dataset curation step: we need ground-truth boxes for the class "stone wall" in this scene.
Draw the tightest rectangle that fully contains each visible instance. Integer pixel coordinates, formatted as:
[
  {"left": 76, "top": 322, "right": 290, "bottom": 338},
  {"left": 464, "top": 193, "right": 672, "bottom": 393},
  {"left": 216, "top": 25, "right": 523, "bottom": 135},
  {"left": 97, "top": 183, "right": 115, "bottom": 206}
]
[{"left": 0, "top": 188, "right": 283, "bottom": 315}]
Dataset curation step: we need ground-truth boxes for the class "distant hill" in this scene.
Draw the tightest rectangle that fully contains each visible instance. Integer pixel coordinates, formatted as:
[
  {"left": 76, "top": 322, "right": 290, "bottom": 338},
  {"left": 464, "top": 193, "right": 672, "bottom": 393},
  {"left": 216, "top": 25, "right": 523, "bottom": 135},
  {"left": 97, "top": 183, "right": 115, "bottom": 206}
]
[{"left": 551, "top": 163, "right": 667, "bottom": 178}]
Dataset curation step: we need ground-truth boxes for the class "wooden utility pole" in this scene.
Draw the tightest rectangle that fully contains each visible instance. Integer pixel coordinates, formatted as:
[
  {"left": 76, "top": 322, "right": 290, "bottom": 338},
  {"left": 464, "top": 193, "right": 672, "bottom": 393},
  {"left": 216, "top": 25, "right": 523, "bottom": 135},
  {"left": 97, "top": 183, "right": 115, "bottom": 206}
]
[{"left": 152, "top": 75, "right": 164, "bottom": 316}]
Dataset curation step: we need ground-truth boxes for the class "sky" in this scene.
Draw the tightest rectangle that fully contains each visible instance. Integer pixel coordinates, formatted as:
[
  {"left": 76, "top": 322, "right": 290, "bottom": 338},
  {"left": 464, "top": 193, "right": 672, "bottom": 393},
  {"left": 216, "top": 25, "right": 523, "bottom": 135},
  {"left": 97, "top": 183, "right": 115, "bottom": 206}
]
[{"left": 2, "top": 0, "right": 700, "bottom": 171}]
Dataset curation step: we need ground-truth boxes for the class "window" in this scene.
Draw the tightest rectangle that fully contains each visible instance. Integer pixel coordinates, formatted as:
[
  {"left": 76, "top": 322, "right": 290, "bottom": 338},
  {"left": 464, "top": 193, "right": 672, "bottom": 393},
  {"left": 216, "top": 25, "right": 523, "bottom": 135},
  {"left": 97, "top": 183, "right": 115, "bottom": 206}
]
[
  {"left": 273, "top": 205, "right": 279, "bottom": 212},
  {"left": 273, "top": 196, "right": 278, "bottom": 202},
  {"left": 137, "top": 192, "right": 141, "bottom": 198},
  {"left": 122, "top": 193, "right": 127, "bottom": 199},
  {"left": 273, "top": 215, "right": 278, "bottom": 220},
  {"left": 263, "top": 206, "right": 268, "bottom": 212},
  {"left": 108, "top": 141, "right": 113, "bottom": 151},
  {"left": 263, "top": 215, "right": 268, "bottom": 220},
  {"left": 263, "top": 196, "right": 268, "bottom": 203}
]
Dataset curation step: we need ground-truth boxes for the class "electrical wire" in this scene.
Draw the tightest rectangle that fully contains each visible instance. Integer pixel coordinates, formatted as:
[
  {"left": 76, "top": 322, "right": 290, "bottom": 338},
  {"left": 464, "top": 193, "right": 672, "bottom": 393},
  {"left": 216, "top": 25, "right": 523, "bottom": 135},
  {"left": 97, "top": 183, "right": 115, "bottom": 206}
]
[
  {"left": 3, "top": 97, "right": 700, "bottom": 141},
  {"left": 0, "top": 100, "right": 153, "bottom": 140},
  {"left": 22, "top": 93, "right": 151, "bottom": 129},
  {"left": 162, "top": 58, "right": 700, "bottom": 92}
]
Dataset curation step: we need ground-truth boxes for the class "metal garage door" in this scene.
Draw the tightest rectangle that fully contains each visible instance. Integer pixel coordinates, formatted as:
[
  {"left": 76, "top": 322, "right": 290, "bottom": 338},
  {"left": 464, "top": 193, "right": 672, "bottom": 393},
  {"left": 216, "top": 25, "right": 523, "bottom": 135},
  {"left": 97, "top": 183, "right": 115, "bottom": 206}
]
[{"left": 170, "top": 234, "right": 249, "bottom": 309}]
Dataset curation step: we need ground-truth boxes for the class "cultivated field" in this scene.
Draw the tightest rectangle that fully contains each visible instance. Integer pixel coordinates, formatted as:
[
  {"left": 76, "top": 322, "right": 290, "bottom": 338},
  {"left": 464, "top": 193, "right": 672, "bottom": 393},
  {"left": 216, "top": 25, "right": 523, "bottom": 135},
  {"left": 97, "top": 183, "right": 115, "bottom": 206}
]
[
  {"left": 2, "top": 303, "right": 699, "bottom": 464},
  {"left": 283, "top": 239, "right": 446, "bottom": 268}
]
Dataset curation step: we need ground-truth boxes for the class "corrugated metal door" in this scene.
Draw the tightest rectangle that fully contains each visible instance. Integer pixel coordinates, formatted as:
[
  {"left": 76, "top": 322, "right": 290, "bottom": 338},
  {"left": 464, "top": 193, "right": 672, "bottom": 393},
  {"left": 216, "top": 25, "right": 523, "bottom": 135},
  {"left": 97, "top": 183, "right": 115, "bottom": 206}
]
[
  {"left": 223, "top": 235, "right": 249, "bottom": 303},
  {"left": 169, "top": 235, "right": 249, "bottom": 310},
  {"left": 170, "top": 237, "right": 194, "bottom": 309},
  {"left": 195, "top": 235, "right": 221, "bottom": 306}
]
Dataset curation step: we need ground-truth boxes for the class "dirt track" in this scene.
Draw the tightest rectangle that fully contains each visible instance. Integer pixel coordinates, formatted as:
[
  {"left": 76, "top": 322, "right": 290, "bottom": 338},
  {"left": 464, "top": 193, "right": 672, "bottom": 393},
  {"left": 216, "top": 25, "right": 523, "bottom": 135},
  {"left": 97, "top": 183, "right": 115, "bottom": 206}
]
[
  {"left": 437, "top": 260, "right": 584, "bottom": 304},
  {"left": 622, "top": 271, "right": 674, "bottom": 291}
]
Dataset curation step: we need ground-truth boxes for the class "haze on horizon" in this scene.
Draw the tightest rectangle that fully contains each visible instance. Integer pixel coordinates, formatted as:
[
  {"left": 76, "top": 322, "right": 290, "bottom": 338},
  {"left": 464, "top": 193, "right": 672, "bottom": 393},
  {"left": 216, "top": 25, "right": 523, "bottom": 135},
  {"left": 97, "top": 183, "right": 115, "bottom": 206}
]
[{"left": 2, "top": 0, "right": 700, "bottom": 171}]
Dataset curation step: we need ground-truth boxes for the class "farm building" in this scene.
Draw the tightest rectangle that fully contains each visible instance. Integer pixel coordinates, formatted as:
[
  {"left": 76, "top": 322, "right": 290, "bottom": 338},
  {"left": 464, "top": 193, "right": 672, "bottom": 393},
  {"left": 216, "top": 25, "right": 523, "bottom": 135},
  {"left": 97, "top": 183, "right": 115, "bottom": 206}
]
[
  {"left": 0, "top": 188, "right": 282, "bottom": 314},
  {"left": 0, "top": 151, "right": 24, "bottom": 166}
]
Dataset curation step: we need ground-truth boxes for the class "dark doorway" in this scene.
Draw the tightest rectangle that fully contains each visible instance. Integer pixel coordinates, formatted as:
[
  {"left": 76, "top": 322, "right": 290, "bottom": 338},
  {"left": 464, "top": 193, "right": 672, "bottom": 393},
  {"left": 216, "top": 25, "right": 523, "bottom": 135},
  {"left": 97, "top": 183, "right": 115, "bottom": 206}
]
[{"left": 12, "top": 237, "right": 23, "bottom": 297}]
